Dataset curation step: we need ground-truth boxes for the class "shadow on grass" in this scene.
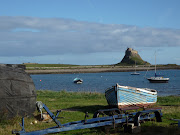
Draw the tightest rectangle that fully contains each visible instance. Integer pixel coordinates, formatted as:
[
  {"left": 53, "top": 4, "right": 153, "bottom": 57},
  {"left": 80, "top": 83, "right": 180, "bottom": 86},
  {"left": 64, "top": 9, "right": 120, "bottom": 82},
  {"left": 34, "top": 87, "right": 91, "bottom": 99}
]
[
  {"left": 161, "top": 105, "right": 180, "bottom": 107},
  {"left": 59, "top": 125, "right": 180, "bottom": 135},
  {"left": 54, "top": 105, "right": 180, "bottom": 134},
  {"left": 62, "top": 105, "right": 110, "bottom": 114},
  {"left": 140, "top": 126, "right": 180, "bottom": 135}
]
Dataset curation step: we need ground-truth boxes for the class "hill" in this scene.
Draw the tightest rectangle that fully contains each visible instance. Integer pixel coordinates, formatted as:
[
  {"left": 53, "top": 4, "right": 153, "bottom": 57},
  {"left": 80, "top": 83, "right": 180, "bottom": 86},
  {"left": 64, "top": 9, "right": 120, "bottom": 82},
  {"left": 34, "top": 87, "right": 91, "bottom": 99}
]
[{"left": 116, "top": 48, "right": 150, "bottom": 65}]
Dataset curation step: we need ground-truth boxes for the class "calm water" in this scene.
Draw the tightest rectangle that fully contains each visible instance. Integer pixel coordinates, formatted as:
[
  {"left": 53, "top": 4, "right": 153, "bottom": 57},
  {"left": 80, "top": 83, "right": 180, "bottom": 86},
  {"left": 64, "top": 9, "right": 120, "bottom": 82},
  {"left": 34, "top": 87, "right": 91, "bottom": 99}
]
[{"left": 31, "top": 69, "right": 180, "bottom": 96}]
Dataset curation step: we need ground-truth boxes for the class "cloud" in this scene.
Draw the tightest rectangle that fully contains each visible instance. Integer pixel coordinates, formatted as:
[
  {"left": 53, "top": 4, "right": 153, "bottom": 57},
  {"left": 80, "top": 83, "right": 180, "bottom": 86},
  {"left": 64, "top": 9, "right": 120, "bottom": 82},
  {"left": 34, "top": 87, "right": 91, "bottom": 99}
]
[{"left": 0, "top": 16, "right": 180, "bottom": 57}]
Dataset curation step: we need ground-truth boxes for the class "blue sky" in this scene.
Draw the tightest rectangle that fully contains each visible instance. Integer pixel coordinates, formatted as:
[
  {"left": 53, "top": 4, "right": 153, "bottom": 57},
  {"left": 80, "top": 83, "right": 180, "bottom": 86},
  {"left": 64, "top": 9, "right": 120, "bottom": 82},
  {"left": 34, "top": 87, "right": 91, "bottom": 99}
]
[{"left": 0, "top": 0, "right": 180, "bottom": 65}]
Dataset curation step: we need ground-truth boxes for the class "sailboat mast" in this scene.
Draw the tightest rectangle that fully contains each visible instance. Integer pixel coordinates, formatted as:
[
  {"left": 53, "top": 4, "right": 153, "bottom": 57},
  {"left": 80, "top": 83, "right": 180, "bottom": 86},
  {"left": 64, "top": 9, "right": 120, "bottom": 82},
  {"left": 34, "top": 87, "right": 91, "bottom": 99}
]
[{"left": 155, "top": 52, "right": 156, "bottom": 76}]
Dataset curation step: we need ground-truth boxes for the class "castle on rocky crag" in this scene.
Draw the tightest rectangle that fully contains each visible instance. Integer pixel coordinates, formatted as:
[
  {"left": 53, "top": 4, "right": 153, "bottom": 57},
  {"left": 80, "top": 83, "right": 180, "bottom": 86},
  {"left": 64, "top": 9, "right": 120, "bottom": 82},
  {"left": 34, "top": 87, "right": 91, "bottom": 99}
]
[{"left": 116, "top": 48, "right": 150, "bottom": 65}]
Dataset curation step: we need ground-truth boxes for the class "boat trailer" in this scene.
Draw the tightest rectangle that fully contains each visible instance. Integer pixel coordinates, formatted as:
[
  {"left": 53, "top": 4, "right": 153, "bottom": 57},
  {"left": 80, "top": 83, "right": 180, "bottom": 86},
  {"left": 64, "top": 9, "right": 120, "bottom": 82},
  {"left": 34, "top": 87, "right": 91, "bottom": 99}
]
[{"left": 12, "top": 101, "right": 162, "bottom": 135}]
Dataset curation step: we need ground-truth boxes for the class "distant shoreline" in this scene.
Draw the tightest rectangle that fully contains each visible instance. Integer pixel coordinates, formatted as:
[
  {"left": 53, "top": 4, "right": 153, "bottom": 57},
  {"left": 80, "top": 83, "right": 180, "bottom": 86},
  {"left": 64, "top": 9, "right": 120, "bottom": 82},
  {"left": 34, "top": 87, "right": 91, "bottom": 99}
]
[{"left": 26, "top": 66, "right": 180, "bottom": 74}]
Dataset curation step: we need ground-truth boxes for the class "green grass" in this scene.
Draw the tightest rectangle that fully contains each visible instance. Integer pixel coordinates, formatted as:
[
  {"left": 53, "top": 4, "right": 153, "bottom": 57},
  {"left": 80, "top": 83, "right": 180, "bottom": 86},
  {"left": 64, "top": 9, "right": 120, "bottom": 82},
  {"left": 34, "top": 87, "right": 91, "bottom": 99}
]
[
  {"left": 24, "top": 64, "right": 79, "bottom": 68},
  {"left": 37, "top": 90, "right": 106, "bottom": 112},
  {"left": 116, "top": 55, "right": 150, "bottom": 66},
  {"left": 158, "top": 96, "right": 180, "bottom": 106},
  {"left": 1, "top": 91, "right": 180, "bottom": 135},
  {"left": 24, "top": 63, "right": 180, "bottom": 71}
]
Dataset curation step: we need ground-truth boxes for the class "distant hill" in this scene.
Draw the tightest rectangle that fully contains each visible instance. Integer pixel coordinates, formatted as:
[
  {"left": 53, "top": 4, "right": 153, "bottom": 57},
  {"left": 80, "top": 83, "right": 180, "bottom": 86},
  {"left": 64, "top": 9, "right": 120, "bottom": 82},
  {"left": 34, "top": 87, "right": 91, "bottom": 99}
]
[{"left": 116, "top": 48, "right": 150, "bottom": 65}]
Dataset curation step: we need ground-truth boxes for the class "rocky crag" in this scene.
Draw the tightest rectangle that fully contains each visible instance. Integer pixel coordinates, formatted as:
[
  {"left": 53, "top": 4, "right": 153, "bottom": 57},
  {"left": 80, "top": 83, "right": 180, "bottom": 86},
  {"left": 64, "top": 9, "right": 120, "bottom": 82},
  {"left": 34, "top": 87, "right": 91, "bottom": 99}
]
[{"left": 116, "top": 48, "right": 150, "bottom": 65}]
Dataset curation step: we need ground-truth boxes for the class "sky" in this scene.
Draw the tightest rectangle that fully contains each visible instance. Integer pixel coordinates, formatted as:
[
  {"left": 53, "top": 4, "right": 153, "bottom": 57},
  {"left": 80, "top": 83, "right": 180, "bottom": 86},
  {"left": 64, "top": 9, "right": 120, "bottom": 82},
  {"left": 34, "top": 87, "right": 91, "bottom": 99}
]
[{"left": 0, "top": 0, "right": 180, "bottom": 65}]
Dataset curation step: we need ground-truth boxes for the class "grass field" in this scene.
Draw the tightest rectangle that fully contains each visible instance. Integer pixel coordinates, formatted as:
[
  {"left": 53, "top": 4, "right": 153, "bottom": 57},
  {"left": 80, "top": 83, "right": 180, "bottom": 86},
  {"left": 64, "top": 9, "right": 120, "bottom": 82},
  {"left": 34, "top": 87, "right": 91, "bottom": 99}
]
[
  {"left": 1, "top": 90, "right": 180, "bottom": 135},
  {"left": 24, "top": 64, "right": 79, "bottom": 68}
]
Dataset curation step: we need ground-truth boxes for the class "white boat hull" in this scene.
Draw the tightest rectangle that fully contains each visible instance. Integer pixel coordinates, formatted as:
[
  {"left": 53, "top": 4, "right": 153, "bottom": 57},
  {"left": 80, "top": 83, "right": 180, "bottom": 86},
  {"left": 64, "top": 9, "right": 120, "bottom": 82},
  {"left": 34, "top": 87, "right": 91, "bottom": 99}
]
[
  {"left": 131, "top": 72, "right": 140, "bottom": 75},
  {"left": 147, "top": 77, "right": 169, "bottom": 83}
]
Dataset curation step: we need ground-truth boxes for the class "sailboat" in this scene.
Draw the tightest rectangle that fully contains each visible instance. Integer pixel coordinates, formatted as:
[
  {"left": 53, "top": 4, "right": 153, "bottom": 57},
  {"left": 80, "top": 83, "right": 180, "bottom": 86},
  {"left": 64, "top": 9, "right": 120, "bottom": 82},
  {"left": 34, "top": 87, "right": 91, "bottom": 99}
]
[
  {"left": 131, "top": 60, "right": 140, "bottom": 75},
  {"left": 147, "top": 53, "right": 169, "bottom": 83}
]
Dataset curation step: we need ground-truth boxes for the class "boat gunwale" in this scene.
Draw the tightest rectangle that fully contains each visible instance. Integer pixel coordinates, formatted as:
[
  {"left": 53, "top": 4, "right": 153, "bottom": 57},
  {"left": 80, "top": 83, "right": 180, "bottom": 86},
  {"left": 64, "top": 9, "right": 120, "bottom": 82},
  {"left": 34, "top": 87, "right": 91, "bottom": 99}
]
[{"left": 116, "top": 84, "right": 157, "bottom": 95}]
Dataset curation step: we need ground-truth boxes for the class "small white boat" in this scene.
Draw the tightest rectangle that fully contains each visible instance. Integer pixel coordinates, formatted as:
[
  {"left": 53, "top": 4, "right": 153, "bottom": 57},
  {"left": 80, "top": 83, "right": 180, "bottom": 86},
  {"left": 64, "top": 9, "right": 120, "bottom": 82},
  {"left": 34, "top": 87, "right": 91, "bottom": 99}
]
[
  {"left": 131, "top": 72, "right": 140, "bottom": 75},
  {"left": 147, "top": 76, "right": 169, "bottom": 83},
  {"left": 73, "top": 78, "right": 83, "bottom": 84},
  {"left": 131, "top": 60, "right": 140, "bottom": 75}
]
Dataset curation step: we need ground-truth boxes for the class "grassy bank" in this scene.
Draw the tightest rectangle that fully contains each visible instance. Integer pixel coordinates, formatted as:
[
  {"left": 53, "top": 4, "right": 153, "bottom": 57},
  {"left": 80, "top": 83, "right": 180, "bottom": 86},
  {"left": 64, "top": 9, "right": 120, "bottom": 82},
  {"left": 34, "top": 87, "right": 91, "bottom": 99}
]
[
  {"left": 24, "top": 63, "right": 180, "bottom": 75},
  {"left": 24, "top": 63, "right": 180, "bottom": 70},
  {"left": 24, "top": 64, "right": 79, "bottom": 68},
  {"left": 1, "top": 91, "right": 180, "bottom": 135}
]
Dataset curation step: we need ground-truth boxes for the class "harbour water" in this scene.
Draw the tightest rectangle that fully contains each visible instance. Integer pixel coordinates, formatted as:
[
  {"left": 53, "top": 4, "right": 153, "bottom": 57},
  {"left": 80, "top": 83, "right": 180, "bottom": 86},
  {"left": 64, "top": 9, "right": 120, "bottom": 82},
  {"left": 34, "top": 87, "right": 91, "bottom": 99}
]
[{"left": 31, "top": 69, "right": 180, "bottom": 96}]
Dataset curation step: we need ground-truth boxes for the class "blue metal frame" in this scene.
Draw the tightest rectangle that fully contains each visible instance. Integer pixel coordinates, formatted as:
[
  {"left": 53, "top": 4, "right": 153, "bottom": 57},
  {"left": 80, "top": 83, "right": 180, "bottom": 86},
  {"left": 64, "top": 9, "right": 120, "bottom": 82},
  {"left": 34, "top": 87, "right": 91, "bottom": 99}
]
[
  {"left": 12, "top": 102, "right": 162, "bottom": 135},
  {"left": 171, "top": 119, "right": 180, "bottom": 127}
]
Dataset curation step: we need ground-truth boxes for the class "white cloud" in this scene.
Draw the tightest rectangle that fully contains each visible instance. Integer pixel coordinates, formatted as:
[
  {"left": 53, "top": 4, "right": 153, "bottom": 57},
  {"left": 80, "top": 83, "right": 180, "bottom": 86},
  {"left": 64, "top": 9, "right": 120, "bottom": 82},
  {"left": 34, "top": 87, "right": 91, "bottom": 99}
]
[{"left": 0, "top": 16, "right": 180, "bottom": 57}]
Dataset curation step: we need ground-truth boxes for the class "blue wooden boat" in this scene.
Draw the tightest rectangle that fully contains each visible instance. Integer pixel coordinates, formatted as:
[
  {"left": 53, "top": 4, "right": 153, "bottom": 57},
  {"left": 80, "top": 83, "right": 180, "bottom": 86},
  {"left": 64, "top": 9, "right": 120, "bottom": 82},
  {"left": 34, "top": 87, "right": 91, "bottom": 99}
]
[{"left": 105, "top": 83, "right": 157, "bottom": 109}]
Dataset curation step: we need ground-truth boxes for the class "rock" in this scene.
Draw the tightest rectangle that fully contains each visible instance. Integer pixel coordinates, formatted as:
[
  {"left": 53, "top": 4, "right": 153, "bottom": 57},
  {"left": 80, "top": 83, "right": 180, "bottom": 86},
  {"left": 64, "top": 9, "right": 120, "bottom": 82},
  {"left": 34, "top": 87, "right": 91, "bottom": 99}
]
[
  {"left": 0, "top": 64, "right": 36, "bottom": 118},
  {"left": 117, "top": 48, "right": 150, "bottom": 65}
]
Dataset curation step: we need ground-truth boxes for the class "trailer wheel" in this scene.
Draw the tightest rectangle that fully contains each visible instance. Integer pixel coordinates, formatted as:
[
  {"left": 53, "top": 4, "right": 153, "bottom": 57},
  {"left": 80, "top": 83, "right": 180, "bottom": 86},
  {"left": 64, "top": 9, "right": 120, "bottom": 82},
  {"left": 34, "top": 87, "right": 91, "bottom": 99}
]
[
  {"left": 93, "top": 111, "right": 106, "bottom": 118},
  {"left": 93, "top": 111, "right": 100, "bottom": 118},
  {"left": 93, "top": 109, "right": 121, "bottom": 118}
]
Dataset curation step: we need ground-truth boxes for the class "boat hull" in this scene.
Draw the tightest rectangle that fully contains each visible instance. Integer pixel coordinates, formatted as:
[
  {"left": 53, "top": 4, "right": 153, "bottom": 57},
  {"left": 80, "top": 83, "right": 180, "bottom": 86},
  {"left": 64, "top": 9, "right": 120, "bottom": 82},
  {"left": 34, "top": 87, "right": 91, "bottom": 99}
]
[
  {"left": 131, "top": 72, "right": 140, "bottom": 75},
  {"left": 73, "top": 78, "right": 83, "bottom": 84},
  {"left": 147, "top": 79, "right": 169, "bottom": 83},
  {"left": 105, "top": 84, "right": 157, "bottom": 109},
  {"left": 74, "top": 81, "right": 83, "bottom": 84},
  {"left": 147, "top": 77, "right": 169, "bottom": 83}
]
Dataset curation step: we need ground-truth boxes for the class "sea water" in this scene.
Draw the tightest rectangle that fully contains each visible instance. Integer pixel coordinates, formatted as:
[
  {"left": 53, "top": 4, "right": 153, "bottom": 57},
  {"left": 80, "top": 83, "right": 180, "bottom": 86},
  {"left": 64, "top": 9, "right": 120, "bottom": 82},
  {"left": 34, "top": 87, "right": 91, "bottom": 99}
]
[{"left": 31, "top": 69, "right": 180, "bottom": 96}]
